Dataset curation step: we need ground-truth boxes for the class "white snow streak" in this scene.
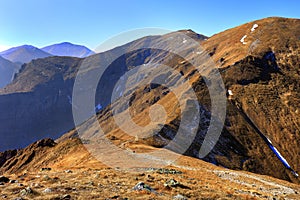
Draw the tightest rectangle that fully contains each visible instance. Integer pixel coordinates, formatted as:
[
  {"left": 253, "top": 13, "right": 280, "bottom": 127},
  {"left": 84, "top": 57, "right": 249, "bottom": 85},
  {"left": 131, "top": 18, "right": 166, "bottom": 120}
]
[
  {"left": 251, "top": 24, "right": 258, "bottom": 32},
  {"left": 240, "top": 35, "right": 247, "bottom": 45}
]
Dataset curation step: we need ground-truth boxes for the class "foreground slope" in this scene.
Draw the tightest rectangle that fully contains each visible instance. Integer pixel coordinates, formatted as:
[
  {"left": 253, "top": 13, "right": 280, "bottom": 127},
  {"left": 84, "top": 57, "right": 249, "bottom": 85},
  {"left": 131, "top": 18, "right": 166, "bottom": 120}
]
[{"left": 0, "top": 137, "right": 299, "bottom": 199}]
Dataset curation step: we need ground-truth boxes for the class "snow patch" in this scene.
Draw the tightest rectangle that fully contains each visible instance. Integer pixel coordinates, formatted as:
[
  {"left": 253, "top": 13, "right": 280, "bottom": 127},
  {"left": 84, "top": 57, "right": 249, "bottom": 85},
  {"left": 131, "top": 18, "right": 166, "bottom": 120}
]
[
  {"left": 266, "top": 137, "right": 273, "bottom": 144},
  {"left": 251, "top": 24, "right": 258, "bottom": 32},
  {"left": 196, "top": 51, "right": 201, "bottom": 55},
  {"left": 182, "top": 38, "right": 187, "bottom": 44},
  {"left": 95, "top": 103, "right": 102, "bottom": 112},
  {"left": 240, "top": 35, "right": 247, "bottom": 45},
  {"left": 228, "top": 90, "right": 233, "bottom": 96},
  {"left": 270, "top": 146, "right": 291, "bottom": 169}
]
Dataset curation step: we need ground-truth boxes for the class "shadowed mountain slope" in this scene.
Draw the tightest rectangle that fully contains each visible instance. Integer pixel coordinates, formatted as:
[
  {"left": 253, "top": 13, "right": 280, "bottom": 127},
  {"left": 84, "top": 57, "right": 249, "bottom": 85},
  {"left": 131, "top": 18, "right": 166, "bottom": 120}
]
[{"left": 0, "top": 56, "right": 20, "bottom": 88}]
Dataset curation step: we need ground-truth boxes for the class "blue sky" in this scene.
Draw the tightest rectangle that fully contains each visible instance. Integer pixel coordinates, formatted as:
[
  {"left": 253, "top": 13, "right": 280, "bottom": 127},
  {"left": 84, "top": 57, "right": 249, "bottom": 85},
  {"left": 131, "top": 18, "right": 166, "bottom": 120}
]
[{"left": 0, "top": 0, "right": 299, "bottom": 51}]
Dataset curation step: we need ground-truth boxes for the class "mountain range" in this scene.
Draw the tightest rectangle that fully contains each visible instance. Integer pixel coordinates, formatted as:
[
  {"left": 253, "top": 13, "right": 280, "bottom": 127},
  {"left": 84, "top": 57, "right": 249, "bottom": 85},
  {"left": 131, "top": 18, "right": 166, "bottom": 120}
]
[
  {"left": 0, "top": 42, "right": 95, "bottom": 64},
  {"left": 0, "top": 42, "right": 94, "bottom": 88},
  {"left": 0, "top": 17, "right": 299, "bottom": 197}
]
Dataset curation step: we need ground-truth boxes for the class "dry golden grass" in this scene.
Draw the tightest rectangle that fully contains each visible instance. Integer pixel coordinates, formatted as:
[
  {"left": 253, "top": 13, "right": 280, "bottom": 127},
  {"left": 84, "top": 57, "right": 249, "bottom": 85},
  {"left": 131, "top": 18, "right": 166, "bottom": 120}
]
[{"left": 1, "top": 146, "right": 300, "bottom": 199}]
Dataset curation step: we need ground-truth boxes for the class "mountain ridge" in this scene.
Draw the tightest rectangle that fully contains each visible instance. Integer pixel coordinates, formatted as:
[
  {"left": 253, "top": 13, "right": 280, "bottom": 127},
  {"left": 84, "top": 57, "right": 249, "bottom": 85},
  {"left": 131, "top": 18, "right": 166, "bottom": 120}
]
[{"left": 0, "top": 17, "right": 299, "bottom": 185}]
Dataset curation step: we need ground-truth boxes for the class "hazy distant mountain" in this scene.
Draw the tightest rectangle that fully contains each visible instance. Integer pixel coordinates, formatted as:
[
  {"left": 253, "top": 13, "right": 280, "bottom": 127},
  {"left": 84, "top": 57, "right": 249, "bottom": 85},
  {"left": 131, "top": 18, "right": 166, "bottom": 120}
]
[
  {"left": 0, "top": 56, "right": 20, "bottom": 88},
  {"left": 42, "top": 42, "right": 95, "bottom": 58},
  {"left": 0, "top": 45, "right": 52, "bottom": 64}
]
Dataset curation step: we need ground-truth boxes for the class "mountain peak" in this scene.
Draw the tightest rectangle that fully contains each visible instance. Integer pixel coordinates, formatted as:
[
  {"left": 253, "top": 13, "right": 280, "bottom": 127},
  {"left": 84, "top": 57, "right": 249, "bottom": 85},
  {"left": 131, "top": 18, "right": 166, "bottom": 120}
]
[
  {"left": 42, "top": 42, "right": 94, "bottom": 58},
  {"left": 0, "top": 45, "right": 52, "bottom": 64}
]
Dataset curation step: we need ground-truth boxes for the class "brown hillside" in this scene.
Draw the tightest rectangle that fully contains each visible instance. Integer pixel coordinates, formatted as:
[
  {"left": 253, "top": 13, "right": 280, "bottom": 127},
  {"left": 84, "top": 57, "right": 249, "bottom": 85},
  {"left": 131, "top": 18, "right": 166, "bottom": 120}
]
[
  {"left": 0, "top": 17, "right": 299, "bottom": 187},
  {"left": 0, "top": 137, "right": 300, "bottom": 199}
]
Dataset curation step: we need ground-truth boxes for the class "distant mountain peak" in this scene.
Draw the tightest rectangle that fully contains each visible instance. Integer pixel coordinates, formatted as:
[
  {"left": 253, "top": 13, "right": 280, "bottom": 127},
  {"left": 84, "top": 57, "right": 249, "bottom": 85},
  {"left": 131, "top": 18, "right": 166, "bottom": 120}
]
[
  {"left": 42, "top": 42, "right": 95, "bottom": 58},
  {"left": 0, "top": 45, "right": 52, "bottom": 64}
]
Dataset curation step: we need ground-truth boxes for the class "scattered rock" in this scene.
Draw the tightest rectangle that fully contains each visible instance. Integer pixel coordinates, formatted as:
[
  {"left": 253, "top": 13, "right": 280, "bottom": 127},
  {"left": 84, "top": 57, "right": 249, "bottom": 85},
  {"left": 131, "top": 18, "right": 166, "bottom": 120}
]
[
  {"left": 156, "top": 168, "right": 182, "bottom": 174},
  {"left": 42, "top": 175, "right": 51, "bottom": 181},
  {"left": 20, "top": 187, "right": 34, "bottom": 196},
  {"left": 164, "top": 179, "right": 191, "bottom": 189},
  {"left": 147, "top": 174, "right": 155, "bottom": 181},
  {"left": 133, "top": 182, "right": 156, "bottom": 193},
  {"left": 30, "top": 182, "right": 41, "bottom": 187},
  {"left": 9, "top": 179, "right": 17, "bottom": 183},
  {"left": 173, "top": 194, "right": 188, "bottom": 200},
  {"left": 61, "top": 194, "right": 71, "bottom": 199},
  {"left": 0, "top": 176, "right": 10, "bottom": 183},
  {"left": 41, "top": 167, "right": 52, "bottom": 171},
  {"left": 88, "top": 181, "right": 94, "bottom": 186},
  {"left": 65, "top": 169, "right": 73, "bottom": 173},
  {"left": 43, "top": 188, "right": 52, "bottom": 193}
]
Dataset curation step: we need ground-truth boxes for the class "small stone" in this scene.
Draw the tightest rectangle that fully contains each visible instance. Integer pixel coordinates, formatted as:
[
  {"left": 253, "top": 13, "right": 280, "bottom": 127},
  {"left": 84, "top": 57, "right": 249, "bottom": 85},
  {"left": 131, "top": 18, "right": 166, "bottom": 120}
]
[
  {"left": 61, "top": 194, "right": 71, "bottom": 199},
  {"left": 65, "top": 170, "right": 73, "bottom": 173},
  {"left": 173, "top": 194, "right": 188, "bottom": 200},
  {"left": 133, "top": 182, "right": 156, "bottom": 193},
  {"left": 30, "top": 182, "right": 41, "bottom": 187},
  {"left": 41, "top": 167, "right": 52, "bottom": 171},
  {"left": 20, "top": 187, "right": 33, "bottom": 196},
  {"left": 164, "top": 179, "right": 179, "bottom": 187},
  {"left": 9, "top": 179, "right": 17, "bottom": 183},
  {"left": 42, "top": 175, "right": 51, "bottom": 181},
  {"left": 164, "top": 179, "right": 190, "bottom": 189},
  {"left": 147, "top": 174, "right": 154, "bottom": 180},
  {"left": 43, "top": 188, "right": 52, "bottom": 193}
]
